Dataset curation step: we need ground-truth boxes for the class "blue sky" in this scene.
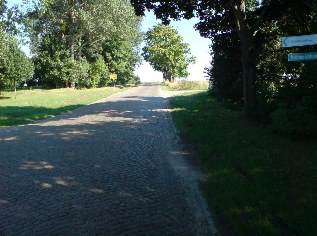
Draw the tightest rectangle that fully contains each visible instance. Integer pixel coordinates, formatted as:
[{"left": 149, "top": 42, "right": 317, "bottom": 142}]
[{"left": 135, "top": 11, "right": 211, "bottom": 82}]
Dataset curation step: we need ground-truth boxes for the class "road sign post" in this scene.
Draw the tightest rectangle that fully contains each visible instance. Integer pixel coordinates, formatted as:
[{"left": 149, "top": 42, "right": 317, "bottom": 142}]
[
  {"left": 110, "top": 74, "right": 117, "bottom": 80},
  {"left": 110, "top": 74, "right": 117, "bottom": 88},
  {"left": 282, "top": 34, "right": 317, "bottom": 62}
]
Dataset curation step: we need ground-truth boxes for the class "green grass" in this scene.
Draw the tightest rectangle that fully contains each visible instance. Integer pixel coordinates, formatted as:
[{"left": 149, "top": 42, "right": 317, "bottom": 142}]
[
  {"left": 170, "top": 92, "right": 317, "bottom": 235},
  {"left": 0, "top": 87, "right": 127, "bottom": 127},
  {"left": 160, "top": 80, "right": 208, "bottom": 91}
]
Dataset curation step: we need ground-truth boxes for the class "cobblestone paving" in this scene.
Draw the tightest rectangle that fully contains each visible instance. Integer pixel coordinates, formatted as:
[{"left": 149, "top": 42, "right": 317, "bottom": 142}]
[{"left": 0, "top": 84, "right": 216, "bottom": 235}]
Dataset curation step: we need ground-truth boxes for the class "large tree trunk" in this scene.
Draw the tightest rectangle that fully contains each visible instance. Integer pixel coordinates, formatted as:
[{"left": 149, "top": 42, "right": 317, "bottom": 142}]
[
  {"left": 170, "top": 65, "right": 175, "bottom": 82},
  {"left": 163, "top": 71, "right": 167, "bottom": 81},
  {"left": 166, "top": 70, "right": 172, "bottom": 82},
  {"left": 232, "top": 0, "right": 256, "bottom": 118},
  {"left": 163, "top": 69, "right": 172, "bottom": 82}
]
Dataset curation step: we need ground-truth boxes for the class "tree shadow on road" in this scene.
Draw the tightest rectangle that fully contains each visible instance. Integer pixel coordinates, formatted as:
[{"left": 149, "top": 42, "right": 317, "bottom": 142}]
[
  {"left": 0, "top": 92, "right": 196, "bottom": 235},
  {"left": 0, "top": 105, "right": 84, "bottom": 127}
]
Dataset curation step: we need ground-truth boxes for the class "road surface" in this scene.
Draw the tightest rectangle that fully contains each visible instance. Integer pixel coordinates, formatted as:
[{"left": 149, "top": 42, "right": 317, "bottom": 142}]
[{"left": 0, "top": 84, "right": 216, "bottom": 235}]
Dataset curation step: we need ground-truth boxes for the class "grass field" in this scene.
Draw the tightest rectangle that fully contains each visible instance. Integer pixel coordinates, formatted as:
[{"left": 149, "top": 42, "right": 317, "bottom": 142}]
[
  {"left": 0, "top": 87, "right": 126, "bottom": 127},
  {"left": 160, "top": 80, "right": 208, "bottom": 91},
  {"left": 170, "top": 91, "right": 317, "bottom": 235}
]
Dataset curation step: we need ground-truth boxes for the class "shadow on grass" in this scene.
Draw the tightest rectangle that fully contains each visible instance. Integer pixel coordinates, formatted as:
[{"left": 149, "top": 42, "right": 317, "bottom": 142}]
[
  {"left": 0, "top": 104, "right": 84, "bottom": 126},
  {"left": 0, "top": 96, "right": 10, "bottom": 100},
  {"left": 170, "top": 91, "right": 317, "bottom": 236}
]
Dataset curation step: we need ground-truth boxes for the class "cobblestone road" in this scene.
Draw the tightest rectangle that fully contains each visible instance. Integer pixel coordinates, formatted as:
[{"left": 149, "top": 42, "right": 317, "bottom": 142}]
[{"left": 0, "top": 84, "right": 216, "bottom": 235}]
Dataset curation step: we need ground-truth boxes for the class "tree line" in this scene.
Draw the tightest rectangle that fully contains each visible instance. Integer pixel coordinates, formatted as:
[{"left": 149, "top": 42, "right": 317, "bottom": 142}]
[
  {"left": 0, "top": 0, "right": 142, "bottom": 92},
  {"left": 131, "top": 0, "right": 317, "bottom": 137},
  {"left": 1, "top": 0, "right": 316, "bottom": 137},
  {"left": 0, "top": 1, "right": 33, "bottom": 93}
]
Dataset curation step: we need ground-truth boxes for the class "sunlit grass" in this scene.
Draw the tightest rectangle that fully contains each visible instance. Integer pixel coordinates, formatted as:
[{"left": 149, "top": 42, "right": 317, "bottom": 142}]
[
  {"left": 160, "top": 80, "right": 208, "bottom": 91},
  {"left": 0, "top": 87, "right": 127, "bottom": 127},
  {"left": 170, "top": 92, "right": 317, "bottom": 235}
]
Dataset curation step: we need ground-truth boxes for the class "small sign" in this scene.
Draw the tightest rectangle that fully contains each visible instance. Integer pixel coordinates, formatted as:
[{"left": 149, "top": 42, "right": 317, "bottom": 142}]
[
  {"left": 282, "top": 34, "right": 317, "bottom": 47},
  {"left": 288, "top": 52, "right": 317, "bottom": 61},
  {"left": 110, "top": 74, "right": 117, "bottom": 80}
]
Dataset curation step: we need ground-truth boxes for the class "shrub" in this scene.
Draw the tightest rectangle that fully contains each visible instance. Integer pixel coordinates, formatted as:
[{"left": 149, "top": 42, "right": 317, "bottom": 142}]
[{"left": 269, "top": 97, "right": 317, "bottom": 138}]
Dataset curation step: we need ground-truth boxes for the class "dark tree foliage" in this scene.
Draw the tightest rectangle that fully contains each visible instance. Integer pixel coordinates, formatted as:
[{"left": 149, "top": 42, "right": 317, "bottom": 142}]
[
  {"left": 253, "top": 2, "right": 317, "bottom": 136},
  {"left": 131, "top": 0, "right": 195, "bottom": 22},
  {"left": 131, "top": 0, "right": 317, "bottom": 120},
  {"left": 196, "top": 1, "right": 243, "bottom": 102},
  {"left": 131, "top": 0, "right": 317, "bottom": 136},
  {"left": 130, "top": 0, "right": 260, "bottom": 117},
  {"left": 206, "top": 32, "right": 243, "bottom": 102}
]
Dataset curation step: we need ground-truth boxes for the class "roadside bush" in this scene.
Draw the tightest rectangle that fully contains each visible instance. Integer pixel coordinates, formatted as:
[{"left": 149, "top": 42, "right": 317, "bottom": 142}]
[
  {"left": 89, "top": 54, "right": 109, "bottom": 88},
  {"left": 205, "top": 32, "right": 243, "bottom": 102},
  {"left": 269, "top": 97, "right": 317, "bottom": 138},
  {"left": 71, "top": 58, "right": 90, "bottom": 88}
]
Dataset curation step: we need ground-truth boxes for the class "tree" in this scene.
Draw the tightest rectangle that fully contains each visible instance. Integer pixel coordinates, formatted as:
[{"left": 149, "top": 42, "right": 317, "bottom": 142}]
[
  {"left": 70, "top": 57, "right": 90, "bottom": 88},
  {"left": 33, "top": 34, "right": 70, "bottom": 88},
  {"left": 0, "top": 30, "right": 9, "bottom": 92},
  {"left": 142, "top": 23, "right": 195, "bottom": 82},
  {"left": 205, "top": 31, "right": 243, "bottom": 101},
  {"left": 88, "top": 54, "right": 108, "bottom": 88},
  {"left": 24, "top": 0, "right": 142, "bottom": 88},
  {"left": 5, "top": 36, "right": 34, "bottom": 94},
  {"left": 101, "top": 36, "right": 142, "bottom": 85},
  {"left": 0, "top": 31, "right": 33, "bottom": 93},
  {"left": 130, "top": 0, "right": 317, "bottom": 118},
  {"left": 24, "top": 0, "right": 141, "bottom": 58},
  {"left": 131, "top": 0, "right": 257, "bottom": 114},
  {"left": 0, "top": 1, "right": 33, "bottom": 93}
]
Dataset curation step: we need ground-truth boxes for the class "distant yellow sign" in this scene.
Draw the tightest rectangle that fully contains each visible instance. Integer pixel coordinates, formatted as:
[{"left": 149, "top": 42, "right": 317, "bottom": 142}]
[{"left": 110, "top": 74, "right": 117, "bottom": 80}]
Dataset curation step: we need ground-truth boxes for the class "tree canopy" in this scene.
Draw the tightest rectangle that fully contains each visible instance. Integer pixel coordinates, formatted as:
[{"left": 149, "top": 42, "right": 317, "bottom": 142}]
[
  {"left": 130, "top": 0, "right": 317, "bottom": 137},
  {"left": 23, "top": 0, "right": 142, "bottom": 88},
  {"left": 0, "top": 0, "right": 143, "bottom": 91},
  {"left": 142, "top": 24, "right": 195, "bottom": 82},
  {"left": 131, "top": 0, "right": 317, "bottom": 118},
  {"left": 0, "top": 1, "right": 33, "bottom": 93}
]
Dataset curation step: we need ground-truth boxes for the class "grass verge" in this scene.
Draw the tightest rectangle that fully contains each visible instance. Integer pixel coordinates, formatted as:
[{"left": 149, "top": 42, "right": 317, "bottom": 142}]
[
  {"left": 161, "top": 80, "right": 208, "bottom": 91},
  {"left": 170, "top": 91, "right": 317, "bottom": 235},
  {"left": 0, "top": 87, "right": 127, "bottom": 127}
]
